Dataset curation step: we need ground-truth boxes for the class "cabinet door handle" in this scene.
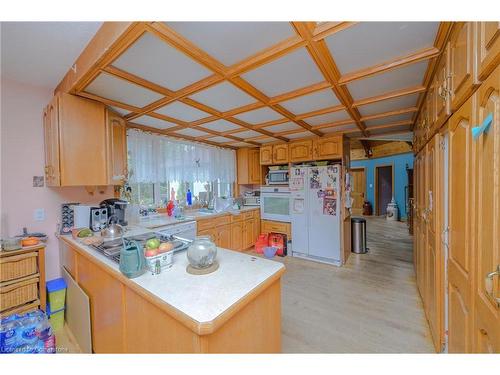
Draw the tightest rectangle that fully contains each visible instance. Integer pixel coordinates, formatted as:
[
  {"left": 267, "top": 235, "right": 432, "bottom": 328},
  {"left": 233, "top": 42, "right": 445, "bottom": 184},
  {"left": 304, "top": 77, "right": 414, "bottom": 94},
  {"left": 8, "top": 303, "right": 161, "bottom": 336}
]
[{"left": 485, "top": 265, "right": 500, "bottom": 307}]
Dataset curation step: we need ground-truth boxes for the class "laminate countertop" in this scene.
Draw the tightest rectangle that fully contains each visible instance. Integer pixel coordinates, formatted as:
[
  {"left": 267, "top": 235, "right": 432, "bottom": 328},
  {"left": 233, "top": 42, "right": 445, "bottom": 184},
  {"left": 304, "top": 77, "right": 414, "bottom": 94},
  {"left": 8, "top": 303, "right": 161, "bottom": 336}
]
[{"left": 60, "top": 230, "right": 284, "bottom": 328}]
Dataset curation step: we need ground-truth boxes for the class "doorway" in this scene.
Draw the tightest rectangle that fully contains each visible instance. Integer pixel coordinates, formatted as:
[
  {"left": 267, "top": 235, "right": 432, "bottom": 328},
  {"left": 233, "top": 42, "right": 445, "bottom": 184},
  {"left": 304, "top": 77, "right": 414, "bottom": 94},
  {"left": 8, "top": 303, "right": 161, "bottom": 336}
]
[
  {"left": 350, "top": 167, "right": 366, "bottom": 215},
  {"left": 375, "top": 165, "right": 393, "bottom": 216}
]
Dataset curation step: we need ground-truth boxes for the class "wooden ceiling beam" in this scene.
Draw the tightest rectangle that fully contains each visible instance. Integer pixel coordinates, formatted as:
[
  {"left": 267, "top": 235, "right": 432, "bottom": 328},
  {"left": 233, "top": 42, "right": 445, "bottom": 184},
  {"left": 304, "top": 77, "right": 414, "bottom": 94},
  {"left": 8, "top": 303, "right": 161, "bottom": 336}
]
[
  {"left": 359, "top": 140, "right": 373, "bottom": 158},
  {"left": 55, "top": 22, "right": 146, "bottom": 94},
  {"left": 338, "top": 46, "right": 440, "bottom": 85},
  {"left": 268, "top": 81, "right": 332, "bottom": 104},
  {"left": 76, "top": 91, "right": 142, "bottom": 113},
  {"left": 295, "top": 104, "right": 346, "bottom": 120},
  {"left": 291, "top": 21, "right": 368, "bottom": 136},
  {"left": 363, "top": 120, "right": 413, "bottom": 134},
  {"left": 312, "top": 22, "right": 358, "bottom": 41},
  {"left": 103, "top": 65, "right": 174, "bottom": 97},
  {"left": 360, "top": 107, "right": 418, "bottom": 122},
  {"left": 312, "top": 119, "right": 357, "bottom": 130},
  {"left": 352, "top": 85, "right": 426, "bottom": 108}
]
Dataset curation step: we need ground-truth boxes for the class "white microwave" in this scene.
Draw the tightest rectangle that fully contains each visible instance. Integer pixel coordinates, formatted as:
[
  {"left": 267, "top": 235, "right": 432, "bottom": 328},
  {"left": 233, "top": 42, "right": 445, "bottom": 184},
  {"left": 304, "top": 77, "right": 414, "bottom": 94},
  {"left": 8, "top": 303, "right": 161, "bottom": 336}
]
[
  {"left": 260, "top": 186, "right": 290, "bottom": 222},
  {"left": 268, "top": 169, "right": 289, "bottom": 185}
]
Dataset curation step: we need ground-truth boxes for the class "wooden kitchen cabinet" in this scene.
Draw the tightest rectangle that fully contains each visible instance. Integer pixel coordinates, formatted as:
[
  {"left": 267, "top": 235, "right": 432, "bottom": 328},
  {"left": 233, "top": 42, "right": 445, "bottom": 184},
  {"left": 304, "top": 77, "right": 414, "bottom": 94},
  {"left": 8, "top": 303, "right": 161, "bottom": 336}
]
[
  {"left": 77, "top": 251, "right": 125, "bottom": 353},
  {"left": 260, "top": 145, "right": 273, "bottom": 165},
  {"left": 273, "top": 144, "right": 289, "bottom": 164},
  {"left": 237, "top": 147, "right": 261, "bottom": 184},
  {"left": 313, "top": 136, "right": 342, "bottom": 160},
  {"left": 259, "top": 144, "right": 289, "bottom": 165},
  {"left": 434, "top": 43, "right": 451, "bottom": 131},
  {"left": 476, "top": 22, "right": 500, "bottom": 81},
  {"left": 289, "top": 139, "right": 313, "bottom": 162},
  {"left": 261, "top": 219, "right": 291, "bottom": 239},
  {"left": 216, "top": 224, "right": 232, "bottom": 249},
  {"left": 231, "top": 221, "right": 244, "bottom": 251},
  {"left": 106, "top": 109, "right": 128, "bottom": 185},
  {"left": 449, "top": 22, "right": 479, "bottom": 111},
  {"left": 43, "top": 93, "right": 107, "bottom": 186}
]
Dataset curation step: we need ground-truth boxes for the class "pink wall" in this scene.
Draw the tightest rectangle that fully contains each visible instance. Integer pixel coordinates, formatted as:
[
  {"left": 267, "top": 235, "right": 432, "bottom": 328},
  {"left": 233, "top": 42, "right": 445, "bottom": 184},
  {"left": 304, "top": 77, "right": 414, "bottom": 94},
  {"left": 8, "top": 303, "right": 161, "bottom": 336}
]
[{"left": 1, "top": 78, "right": 114, "bottom": 280}]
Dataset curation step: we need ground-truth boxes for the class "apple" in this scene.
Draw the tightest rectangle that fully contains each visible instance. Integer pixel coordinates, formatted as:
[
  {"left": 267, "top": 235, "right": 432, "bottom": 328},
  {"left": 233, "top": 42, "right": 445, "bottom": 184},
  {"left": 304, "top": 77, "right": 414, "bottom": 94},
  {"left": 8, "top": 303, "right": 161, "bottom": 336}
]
[
  {"left": 145, "top": 248, "right": 158, "bottom": 257},
  {"left": 158, "top": 242, "right": 174, "bottom": 253},
  {"left": 146, "top": 238, "right": 160, "bottom": 250}
]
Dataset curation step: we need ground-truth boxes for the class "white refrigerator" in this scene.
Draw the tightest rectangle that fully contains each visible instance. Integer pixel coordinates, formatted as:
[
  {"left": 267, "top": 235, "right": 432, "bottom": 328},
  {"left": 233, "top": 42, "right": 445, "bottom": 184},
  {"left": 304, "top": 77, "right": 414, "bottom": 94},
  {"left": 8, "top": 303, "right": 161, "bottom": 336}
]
[{"left": 290, "top": 165, "right": 342, "bottom": 265}]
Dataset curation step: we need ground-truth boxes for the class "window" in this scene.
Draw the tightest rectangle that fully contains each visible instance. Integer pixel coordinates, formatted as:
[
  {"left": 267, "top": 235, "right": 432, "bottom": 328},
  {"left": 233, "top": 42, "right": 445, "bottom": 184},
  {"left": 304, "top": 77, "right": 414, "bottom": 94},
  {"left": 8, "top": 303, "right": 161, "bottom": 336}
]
[{"left": 128, "top": 181, "right": 233, "bottom": 206}]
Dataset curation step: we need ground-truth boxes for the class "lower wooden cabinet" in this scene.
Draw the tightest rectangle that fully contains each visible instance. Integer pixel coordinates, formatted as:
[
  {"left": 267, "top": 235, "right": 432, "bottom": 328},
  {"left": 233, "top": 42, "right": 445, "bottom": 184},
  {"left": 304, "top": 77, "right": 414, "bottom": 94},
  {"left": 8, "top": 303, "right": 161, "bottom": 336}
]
[
  {"left": 261, "top": 220, "right": 291, "bottom": 239},
  {"left": 216, "top": 224, "right": 232, "bottom": 249},
  {"left": 230, "top": 221, "right": 244, "bottom": 251}
]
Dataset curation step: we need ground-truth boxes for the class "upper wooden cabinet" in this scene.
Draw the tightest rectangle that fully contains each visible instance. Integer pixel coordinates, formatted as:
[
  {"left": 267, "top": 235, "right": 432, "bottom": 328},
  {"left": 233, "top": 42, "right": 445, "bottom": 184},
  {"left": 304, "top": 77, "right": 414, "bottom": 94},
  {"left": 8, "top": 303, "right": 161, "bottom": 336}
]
[
  {"left": 289, "top": 139, "right": 313, "bottom": 162},
  {"left": 449, "top": 22, "right": 479, "bottom": 111},
  {"left": 237, "top": 148, "right": 261, "bottom": 184},
  {"left": 476, "top": 22, "right": 500, "bottom": 81},
  {"left": 434, "top": 43, "right": 451, "bottom": 130},
  {"left": 43, "top": 93, "right": 128, "bottom": 187},
  {"left": 313, "top": 136, "right": 342, "bottom": 160},
  {"left": 259, "top": 144, "right": 289, "bottom": 165},
  {"left": 106, "top": 109, "right": 128, "bottom": 185}
]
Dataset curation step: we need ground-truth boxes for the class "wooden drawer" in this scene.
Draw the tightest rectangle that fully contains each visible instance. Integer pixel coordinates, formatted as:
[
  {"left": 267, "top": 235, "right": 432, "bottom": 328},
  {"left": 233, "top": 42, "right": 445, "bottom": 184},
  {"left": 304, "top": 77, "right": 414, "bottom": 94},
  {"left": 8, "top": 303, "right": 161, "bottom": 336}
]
[
  {"left": 231, "top": 213, "right": 244, "bottom": 223},
  {"left": 261, "top": 220, "right": 291, "bottom": 238},
  {"left": 243, "top": 210, "right": 255, "bottom": 220},
  {"left": 0, "top": 252, "right": 38, "bottom": 282},
  {"left": 197, "top": 218, "right": 215, "bottom": 231},
  {"left": 0, "top": 275, "right": 39, "bottom": 312},
  {"left": 213, "top": 215, "right": 231, "bottom": 227}
]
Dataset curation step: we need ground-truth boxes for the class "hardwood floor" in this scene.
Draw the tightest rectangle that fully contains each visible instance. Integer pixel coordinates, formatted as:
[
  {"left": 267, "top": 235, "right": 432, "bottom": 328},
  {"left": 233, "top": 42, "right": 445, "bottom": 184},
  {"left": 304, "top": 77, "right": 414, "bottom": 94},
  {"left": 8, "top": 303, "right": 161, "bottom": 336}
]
[{"left": 263, "top": 216, "right": 434, "bottom": 353}]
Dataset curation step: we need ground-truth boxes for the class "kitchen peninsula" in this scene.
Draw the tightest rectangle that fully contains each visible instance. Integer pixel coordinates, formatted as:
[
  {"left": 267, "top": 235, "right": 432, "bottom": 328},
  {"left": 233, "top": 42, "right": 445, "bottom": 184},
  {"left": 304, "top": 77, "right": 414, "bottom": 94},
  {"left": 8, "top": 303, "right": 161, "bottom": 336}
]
[{"left": 58, "top": 216, "right": 284, "bottom": 353}]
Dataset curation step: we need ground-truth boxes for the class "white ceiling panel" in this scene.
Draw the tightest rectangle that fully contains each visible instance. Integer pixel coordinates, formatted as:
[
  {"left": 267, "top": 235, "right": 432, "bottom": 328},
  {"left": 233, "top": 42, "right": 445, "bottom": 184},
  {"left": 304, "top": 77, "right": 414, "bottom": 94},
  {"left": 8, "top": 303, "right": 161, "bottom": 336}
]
[
  {"left": 198, "top": 119, "right": 242, "bottom": 132},
  {"left": 285, "top": 131, "right": 314, "bottom": 140},
  {"left": 305, "top": 110, "right": 352, "bottom": 126},
  {"left": 132, "top": 115, "right": 178, "bottom": 129},
  {"left": 241, "top": 48, "right": 324, "bottom": 97},
  {"left": 263, "top": 122, "right": 302, "bottom": 133},
  {"left": 364, "top": 112, "right": 414, "bottom": 127},
  {"left": 369, "top": 125, "right": 411, "bottom": 135},
  {"left": 233, "top": 107, "right": 284, "bottom": 124},
  {"left": 280, "top": 89, "right": 341, "bottom": 114},
  {"left": 156, "top": 101, "right": 210, "bottom": 122},
  {"left": 326, "top": 22, "right": 439, "bottom": 74},
  {"left": 109, "top": 106, "right": 130, "bottom": 117},
  {"left": 188, "top": 81, "right": 256, "bottom": 111},
  {"left": 229, "top": 142, "right": 254, "bottom": 147},
  {"left": 255, "top": 137, "right": 278, "bottom": 144},
  {"left": 166, "top": 22, "right": 296, "bottom": 66},
  {"left": 206, "top": 136, "right": 233, "bottom": 143},
  {"left": 357, "top": 93, "right": 419, "bottom": 116},
  {"left": 320, "top": 124, "right": 359, "bottom": 133},
  {"left": 112, "top": 32, "right": 212, "bottom": 91},
  {"left": 84, "top": 72, "right": 163, "bottom": 108},
  {"left": 174, "top": 128, "right": 211, "bottom": 138},
  {"left": 232, "top": 130, "right": 262, "bottom": 139},
  {"left": 347, "top": 60, "right": 428, "bottom": 100}
]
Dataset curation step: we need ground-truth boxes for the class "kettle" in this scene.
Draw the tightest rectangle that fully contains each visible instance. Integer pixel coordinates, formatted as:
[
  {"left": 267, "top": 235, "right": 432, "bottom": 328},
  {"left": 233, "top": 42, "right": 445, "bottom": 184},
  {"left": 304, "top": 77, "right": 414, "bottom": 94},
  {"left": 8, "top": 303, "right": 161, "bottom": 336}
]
[{"left": 119, "top": 238, "right": 146, "bottom": 279}]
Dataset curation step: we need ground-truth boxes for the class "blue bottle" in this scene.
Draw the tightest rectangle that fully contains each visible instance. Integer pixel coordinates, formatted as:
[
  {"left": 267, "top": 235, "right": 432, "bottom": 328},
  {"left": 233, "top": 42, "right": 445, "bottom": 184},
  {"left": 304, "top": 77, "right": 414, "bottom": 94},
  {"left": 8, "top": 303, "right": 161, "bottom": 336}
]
[{"left": 186, "top": 189, "right": 192, "bottom": 206}]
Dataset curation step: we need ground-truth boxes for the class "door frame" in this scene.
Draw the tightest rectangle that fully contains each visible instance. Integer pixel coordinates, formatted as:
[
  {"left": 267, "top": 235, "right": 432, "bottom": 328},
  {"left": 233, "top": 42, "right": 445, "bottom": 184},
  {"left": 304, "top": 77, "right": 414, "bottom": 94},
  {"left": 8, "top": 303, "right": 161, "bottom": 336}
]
[
  {"left": 350, "top": 166, "right": 366, "bottom": 215},
  {"left": 374, "top": 163, "right": 395, "bottom": 216}
]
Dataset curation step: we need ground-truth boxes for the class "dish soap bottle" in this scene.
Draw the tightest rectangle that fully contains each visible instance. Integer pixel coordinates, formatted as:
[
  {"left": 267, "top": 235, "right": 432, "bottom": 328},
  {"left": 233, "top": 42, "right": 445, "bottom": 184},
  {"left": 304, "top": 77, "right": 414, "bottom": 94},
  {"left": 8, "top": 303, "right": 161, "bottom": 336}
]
[{"left": 186, "top": 188, "right": 192, "bottom": 206}]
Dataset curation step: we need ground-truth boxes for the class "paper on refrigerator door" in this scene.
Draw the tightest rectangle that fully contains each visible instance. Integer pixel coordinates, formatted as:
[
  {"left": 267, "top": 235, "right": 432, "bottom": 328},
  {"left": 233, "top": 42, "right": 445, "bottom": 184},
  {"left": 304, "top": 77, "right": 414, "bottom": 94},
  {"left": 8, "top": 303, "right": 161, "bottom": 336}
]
[{"left": 292, "top": 198, "right": 305, "bottom": 214}]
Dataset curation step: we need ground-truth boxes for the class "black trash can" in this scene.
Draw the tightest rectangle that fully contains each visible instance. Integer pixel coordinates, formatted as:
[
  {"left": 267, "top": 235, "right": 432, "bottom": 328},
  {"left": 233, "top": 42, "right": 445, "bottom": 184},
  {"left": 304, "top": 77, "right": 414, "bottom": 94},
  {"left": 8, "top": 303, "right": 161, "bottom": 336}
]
[{"left": 351, "top": 217, "right": 367, "bottom": 254}]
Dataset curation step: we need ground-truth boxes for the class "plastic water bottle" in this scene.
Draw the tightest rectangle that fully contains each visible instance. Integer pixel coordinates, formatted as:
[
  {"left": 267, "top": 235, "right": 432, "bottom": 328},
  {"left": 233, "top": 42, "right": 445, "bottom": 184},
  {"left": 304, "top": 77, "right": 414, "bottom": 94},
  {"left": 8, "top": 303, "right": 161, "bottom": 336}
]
[
  {"left": 0, "top": 319, "right": 19, "bottom": 353},
  {"left": 186, "top": 189, "right": 192, "bottom": 206}
]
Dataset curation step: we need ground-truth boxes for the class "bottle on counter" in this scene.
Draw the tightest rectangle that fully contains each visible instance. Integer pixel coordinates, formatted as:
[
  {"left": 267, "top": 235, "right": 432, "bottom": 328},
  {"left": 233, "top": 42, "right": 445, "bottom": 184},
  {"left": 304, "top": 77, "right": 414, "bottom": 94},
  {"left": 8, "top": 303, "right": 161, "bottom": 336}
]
[
  {"left": 170, "top": 187, "right": 176, "bottom": 201},
  {"left": 186, "top": 189, "right": 192, "bottom": 206}
]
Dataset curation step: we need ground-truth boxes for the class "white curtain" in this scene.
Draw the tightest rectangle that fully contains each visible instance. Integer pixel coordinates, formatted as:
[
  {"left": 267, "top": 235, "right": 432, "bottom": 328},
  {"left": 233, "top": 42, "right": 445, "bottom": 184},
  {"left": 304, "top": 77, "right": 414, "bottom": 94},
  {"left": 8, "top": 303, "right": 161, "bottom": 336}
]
[{"left": 127, "top": 129, "right": 236, "bottom": 184}]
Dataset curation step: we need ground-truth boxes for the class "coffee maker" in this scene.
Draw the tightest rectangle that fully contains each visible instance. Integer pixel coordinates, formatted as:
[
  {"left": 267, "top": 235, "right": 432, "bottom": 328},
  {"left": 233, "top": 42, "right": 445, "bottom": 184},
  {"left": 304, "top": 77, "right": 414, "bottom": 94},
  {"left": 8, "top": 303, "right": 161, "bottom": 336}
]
[{"left": 100, "top": 199, "right": 128, "bottom": 226}]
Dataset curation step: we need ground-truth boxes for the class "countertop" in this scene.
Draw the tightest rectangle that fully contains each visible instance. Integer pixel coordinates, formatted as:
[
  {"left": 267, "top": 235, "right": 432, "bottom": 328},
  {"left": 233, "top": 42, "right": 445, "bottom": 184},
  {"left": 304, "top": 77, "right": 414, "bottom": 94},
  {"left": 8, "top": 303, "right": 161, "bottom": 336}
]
[
  {"left": 60, "top": 224, "right": 284, "bottom": 327},
  {"left": 137, "top": 206, "right": 260, "bottom": 229}
]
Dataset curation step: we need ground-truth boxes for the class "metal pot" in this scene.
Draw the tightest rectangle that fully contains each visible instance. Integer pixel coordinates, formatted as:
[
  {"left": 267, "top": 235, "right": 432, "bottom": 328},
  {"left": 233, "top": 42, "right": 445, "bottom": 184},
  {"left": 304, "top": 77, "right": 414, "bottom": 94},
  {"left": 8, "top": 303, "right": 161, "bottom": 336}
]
[{"left": 101, "top": 223, "right": 125, "bottom": 240}]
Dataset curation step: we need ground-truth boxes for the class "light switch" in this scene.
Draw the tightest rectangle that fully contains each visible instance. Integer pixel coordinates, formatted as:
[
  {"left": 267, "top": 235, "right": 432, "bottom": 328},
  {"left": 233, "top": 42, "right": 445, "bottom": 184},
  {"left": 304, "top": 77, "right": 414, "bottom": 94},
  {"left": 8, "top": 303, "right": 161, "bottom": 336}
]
[
  {"left": 34, "top": 208, "right": 45, "bottom": 221},
  {"left": 369, "top": 184, "right": 373, "bottom": 188}
]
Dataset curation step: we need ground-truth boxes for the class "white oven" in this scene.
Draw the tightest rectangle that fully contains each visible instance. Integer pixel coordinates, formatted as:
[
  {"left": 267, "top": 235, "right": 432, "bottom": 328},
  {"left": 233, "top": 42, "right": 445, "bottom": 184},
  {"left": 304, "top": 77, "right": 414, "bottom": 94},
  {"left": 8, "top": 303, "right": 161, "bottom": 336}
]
[{"left": 260, "top": 186, "right": 290, "bottom": 222}]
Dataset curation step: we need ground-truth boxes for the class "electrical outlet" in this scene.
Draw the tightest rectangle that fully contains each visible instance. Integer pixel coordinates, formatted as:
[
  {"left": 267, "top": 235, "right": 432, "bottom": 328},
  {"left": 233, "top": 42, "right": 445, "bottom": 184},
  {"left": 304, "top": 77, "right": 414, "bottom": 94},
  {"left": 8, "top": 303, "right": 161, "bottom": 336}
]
[{"left": 34, "top": 208, "right": 45, "bottom": 221}]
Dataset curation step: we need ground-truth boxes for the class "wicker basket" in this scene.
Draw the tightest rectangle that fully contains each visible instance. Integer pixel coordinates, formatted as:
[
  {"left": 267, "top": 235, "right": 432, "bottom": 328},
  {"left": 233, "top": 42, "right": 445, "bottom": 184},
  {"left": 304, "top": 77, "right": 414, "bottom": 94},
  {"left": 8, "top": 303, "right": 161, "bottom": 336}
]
[
  {"left": 0, "top": 252, "right": 37, "bottom": 282},
  {"left": 0, "top": 276, "right": 39, "bottom": 312}
]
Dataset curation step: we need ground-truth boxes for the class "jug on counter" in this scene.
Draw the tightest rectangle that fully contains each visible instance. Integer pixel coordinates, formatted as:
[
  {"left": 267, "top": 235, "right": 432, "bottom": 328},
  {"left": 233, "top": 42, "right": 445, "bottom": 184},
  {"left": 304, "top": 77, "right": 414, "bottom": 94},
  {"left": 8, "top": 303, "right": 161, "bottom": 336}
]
[{"left": 119, "top": 238, "right": 146, "bottom": 278}]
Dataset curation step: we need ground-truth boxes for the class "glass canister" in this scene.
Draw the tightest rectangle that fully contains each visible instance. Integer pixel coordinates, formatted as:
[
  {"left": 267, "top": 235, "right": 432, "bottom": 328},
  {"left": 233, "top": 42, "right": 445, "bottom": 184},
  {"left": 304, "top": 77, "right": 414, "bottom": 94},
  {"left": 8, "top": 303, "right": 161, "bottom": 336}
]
[{"left": 187, "top": 235, "right": 217, "bottom": 269}]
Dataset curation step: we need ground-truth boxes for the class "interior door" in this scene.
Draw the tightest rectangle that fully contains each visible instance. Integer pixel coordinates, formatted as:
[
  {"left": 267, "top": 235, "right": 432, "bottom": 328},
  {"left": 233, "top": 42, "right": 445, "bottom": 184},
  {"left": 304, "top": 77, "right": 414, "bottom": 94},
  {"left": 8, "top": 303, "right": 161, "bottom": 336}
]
[
  {"left": 473, "top": 66, "right": 500, "bottom": 353},
  {"left": 350, "top": 168, "right": 366, "bottom": 215},
  {"left": 376, "top": 166, "right": 393, "bottom": 215},
  {"left": 447, "top": 95, "right": 474, "bottom": 353}
]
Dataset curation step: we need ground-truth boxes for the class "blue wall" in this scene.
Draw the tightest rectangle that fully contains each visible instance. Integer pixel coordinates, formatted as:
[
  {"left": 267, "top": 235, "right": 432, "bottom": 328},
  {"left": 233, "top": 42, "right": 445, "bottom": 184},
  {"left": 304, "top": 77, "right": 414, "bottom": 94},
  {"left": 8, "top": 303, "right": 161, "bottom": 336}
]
[{"left": 350, "top": 152, "right": 414, "bottom": 219}]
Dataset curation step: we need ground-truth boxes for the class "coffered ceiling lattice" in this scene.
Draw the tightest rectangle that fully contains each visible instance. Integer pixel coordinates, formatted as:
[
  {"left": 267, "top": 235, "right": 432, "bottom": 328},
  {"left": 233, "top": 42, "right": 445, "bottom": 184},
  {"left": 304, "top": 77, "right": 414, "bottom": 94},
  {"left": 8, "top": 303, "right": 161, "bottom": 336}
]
[{"left": 76, "top": 21, "right": 449, "bottom": 148}]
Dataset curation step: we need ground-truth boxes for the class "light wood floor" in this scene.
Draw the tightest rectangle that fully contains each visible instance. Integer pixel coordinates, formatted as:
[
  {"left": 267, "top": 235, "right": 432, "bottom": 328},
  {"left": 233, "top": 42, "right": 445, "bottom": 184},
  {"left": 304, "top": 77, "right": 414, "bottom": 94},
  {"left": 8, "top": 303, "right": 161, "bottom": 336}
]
[{"left": 271, "top": 216, "right": 434, "bottom": 353}]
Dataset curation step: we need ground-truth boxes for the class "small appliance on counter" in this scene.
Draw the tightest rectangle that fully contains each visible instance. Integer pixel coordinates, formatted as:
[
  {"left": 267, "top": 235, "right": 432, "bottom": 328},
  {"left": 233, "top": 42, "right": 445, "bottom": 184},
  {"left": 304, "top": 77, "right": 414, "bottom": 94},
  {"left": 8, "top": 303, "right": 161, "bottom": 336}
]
[
  {"left": 60, "top": 202, "right": 79, "bottom": 234},
  {"left": 73, "top": 205, "right": 94, "bottom": 229},
  {"left": 90, "top": 207, "right": 108, "bottom": 232},
  {"left": 100, "top": 199, "right": 128, "bottom": 226},
  {"left": 243, "top": 190, "right": 261, "bottom": 206}
]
